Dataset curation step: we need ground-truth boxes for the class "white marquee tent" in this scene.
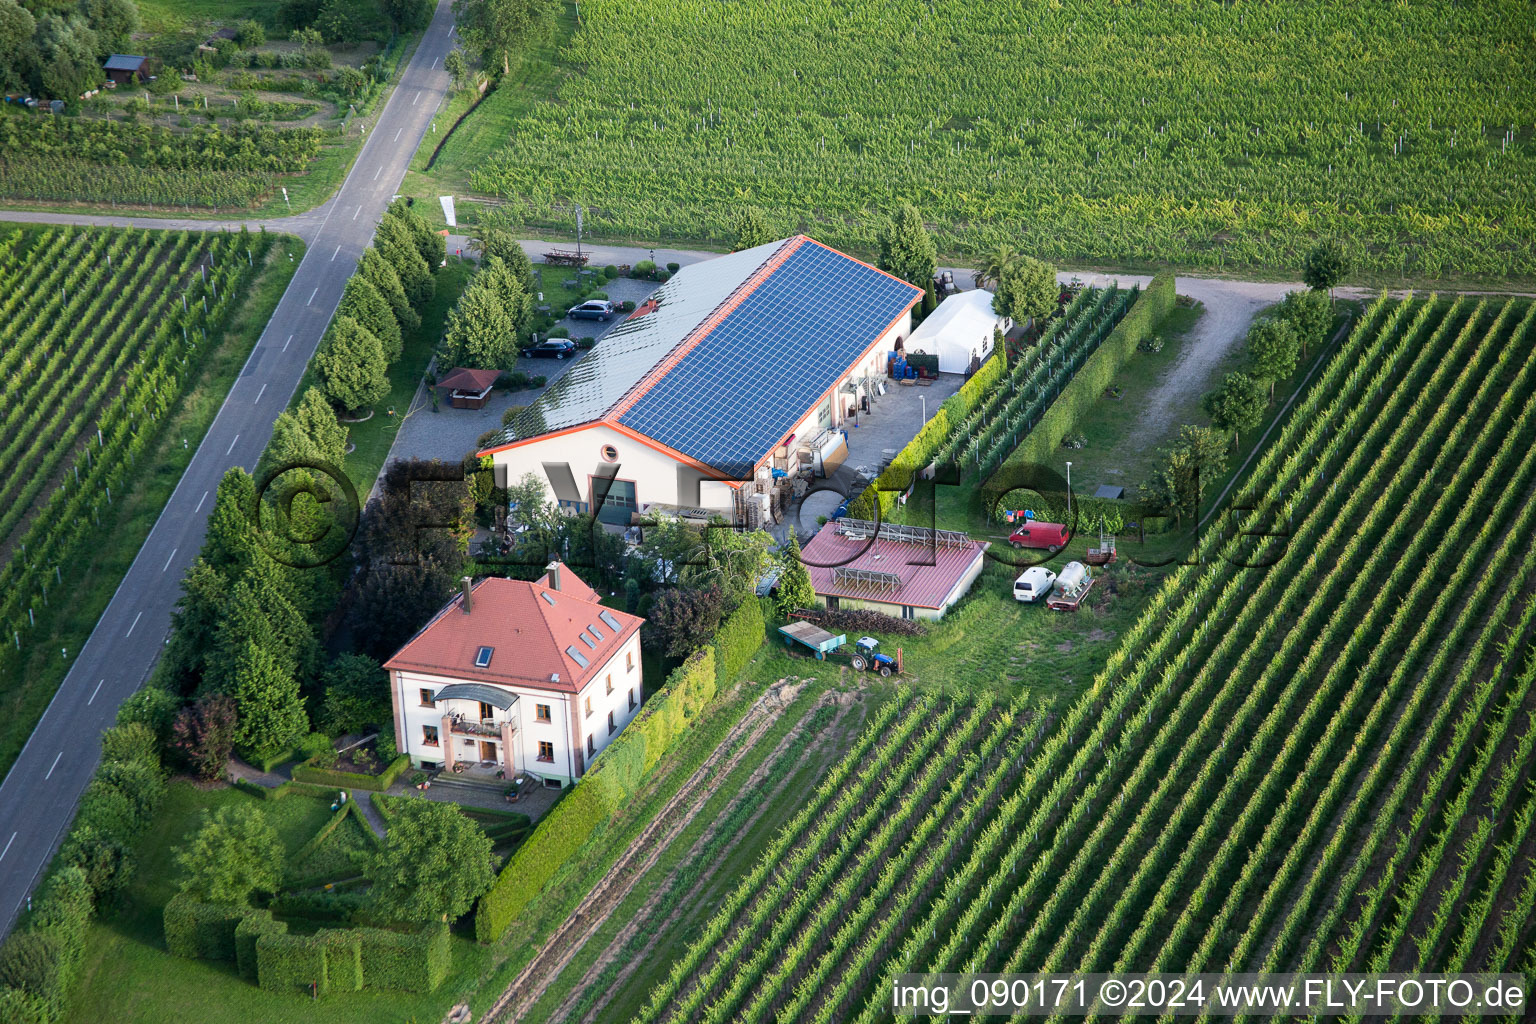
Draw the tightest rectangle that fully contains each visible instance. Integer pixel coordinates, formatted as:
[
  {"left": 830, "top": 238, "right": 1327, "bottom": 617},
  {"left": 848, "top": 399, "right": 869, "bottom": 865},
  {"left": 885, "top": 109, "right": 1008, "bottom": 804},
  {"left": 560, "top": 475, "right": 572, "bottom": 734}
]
[{"left": 902, "top": 289, "right": 1011, "bottom": 374}]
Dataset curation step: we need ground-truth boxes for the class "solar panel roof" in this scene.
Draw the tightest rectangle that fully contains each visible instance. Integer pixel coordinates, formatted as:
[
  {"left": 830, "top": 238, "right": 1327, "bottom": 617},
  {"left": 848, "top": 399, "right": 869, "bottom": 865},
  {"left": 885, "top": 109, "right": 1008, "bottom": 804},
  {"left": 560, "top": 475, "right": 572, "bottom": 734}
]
[
  {"left": 618, "top": 241, "right": 921, "bottom": 476},
  {"left": 482, "top": 237, "right": 921, "bottom": 476}
]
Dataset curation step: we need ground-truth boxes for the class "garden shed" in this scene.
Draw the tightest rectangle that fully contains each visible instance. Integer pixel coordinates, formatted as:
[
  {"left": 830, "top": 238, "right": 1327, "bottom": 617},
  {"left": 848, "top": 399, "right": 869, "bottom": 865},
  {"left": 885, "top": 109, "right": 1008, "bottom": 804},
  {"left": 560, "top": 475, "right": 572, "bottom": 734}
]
[
  {"left": 102, "top": 54, "right": 147, "bottom": 85},
  {"left": 903, "top": 289, "right": 1010, "bottom": 375},
  {"left": 436, "top": 366, "right": 500, "bottom": 410}
]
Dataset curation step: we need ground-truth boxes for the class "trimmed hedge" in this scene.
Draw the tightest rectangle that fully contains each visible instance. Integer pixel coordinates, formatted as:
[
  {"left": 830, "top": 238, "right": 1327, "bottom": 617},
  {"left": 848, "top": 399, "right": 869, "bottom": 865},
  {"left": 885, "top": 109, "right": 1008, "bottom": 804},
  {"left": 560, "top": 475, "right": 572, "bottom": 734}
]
[
  {"left": 319, "top": 930, "right": 363, "bottom": 993},
  {"left": 995, "top": 272, "right": 1175, "bottom": 480},
  {"left": 354, "top": 925, "right": 450, "bottom": 992},
  {"left": 163, "top": 893, "right": 246, "bottom": 960},
  {"left": 256, "top": 931, "right": 329, "bottom": 997},
  {"left": 475, "top": 643, "right": 742, "bottom": 943},
  {"left": 291, "top": 754, "right": 411, "bottom": 792},
  {"left": 713, "top": 597, "right": 765, "bottom": 688},
  {"left": 234, "top": 911, "right": 286, "bottom": 981}
]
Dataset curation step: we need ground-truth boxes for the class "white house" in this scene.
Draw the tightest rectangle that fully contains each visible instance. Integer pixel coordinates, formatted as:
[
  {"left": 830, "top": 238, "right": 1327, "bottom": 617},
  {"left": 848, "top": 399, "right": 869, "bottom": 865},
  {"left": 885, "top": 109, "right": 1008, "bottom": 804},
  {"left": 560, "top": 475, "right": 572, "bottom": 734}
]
[
  {"left": 383, "top": 563, "right": 644, "bottom": 788},
  {"left": 479, "top": 236, "right": 923, "bottom": 527},
  {"left": 903, "top": 288, "right": 1011, "bottom": 375}
]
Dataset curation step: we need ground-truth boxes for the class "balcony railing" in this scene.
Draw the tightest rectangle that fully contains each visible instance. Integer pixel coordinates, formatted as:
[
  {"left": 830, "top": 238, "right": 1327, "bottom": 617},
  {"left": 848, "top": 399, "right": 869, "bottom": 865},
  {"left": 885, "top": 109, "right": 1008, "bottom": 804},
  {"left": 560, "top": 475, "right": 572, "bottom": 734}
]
[{"left": 449, "top": 715, "right": 504, "bottom": 738}]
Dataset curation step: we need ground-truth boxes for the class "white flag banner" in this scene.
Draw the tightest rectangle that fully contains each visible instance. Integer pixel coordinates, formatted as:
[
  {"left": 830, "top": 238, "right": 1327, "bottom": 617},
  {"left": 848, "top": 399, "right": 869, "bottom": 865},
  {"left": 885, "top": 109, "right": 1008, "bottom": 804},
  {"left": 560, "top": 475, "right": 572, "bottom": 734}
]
[{"left": 439, "top": 195, "right": 457, "bottom": 227}]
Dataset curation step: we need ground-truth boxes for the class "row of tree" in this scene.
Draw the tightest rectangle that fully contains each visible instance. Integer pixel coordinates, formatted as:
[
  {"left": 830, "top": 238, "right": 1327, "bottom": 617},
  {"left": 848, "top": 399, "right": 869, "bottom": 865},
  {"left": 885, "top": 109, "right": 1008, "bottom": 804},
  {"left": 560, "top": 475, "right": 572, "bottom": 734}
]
[
  {"left": 438, "top": 227, "right": 535, "bottom": 369},
  {"left": 315, "top": 200, "right": 441, "bottom": 414},
  {"left": 1, "top": 0, "right": 138, "bottom": 99}
]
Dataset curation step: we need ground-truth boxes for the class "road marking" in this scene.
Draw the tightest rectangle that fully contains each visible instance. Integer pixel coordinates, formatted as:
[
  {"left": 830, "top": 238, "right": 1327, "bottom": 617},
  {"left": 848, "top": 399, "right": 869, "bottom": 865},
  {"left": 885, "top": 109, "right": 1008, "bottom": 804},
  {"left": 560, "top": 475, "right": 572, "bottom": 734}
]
[
  {"left": 394, "top": 126, "right": 404, "bottom": 142},
  {"left": 226, "top": 433, "right": 239, "bottom": 455},
  {"left": 431, "top": 57, "right": 439, "bottom": 69},
  {"left": 283, "top": 334, "right": 293, "bottom": 352},
  {"left": 125, "top": 611, "right": 142, "bottom": 638},
  {"left": 162, "top": 548, "right": 177, "bottom": 573},
  {"left": 332, "top": 245, "right": 342, "bottom": 261},
  {"left": 0, "top": 834, "right": 13, "bottom": 863},
  {"left": 256, "top": 383, "right": 267, "bottom": 404},
  {"left": 307, "top": 287, "right": 318, "bottom": 305},
  {"left": 194, "top": 489, "right": 208, "bottom": 514},
  {"left": 44, "top": 753, "right": 60, "bottom": 780},
  {"left": 373, "top": 166, "right": 383, "bottom": 181},
  {"left": 88, "top": 679, "right": 104, "bottom": 705},
  {"left": 413, "top": 90, "right": 422, "bottom": 105},
  {"left": 353, "top": 206, "right": 361, "bottom": 220}
]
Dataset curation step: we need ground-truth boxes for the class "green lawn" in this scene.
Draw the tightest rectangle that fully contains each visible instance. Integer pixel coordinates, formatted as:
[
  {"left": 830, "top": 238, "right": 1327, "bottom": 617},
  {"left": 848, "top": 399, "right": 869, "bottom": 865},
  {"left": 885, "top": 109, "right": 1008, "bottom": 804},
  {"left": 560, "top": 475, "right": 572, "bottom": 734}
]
[
  {"left": 65, "top": 783, "right": 496, "bottom": 1024},
  {"left": 0, "top": 239, "right": 301, "bottom": 778}
]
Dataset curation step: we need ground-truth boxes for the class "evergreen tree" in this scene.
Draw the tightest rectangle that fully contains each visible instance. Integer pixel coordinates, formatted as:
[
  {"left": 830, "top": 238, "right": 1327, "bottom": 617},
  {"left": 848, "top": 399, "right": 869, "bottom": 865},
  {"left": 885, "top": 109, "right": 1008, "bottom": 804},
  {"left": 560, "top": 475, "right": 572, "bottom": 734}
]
[
  {"left": 315, "top": 315, "right": 389, "bottom": 414},
  {"left": 876, "top": 204, "right": 937, "bottom": 288},
  {"left": 201, "top": 468, "right": 258, "bottom": 582},
  {"left": 319, "top": 654, "right": 387, "bottom": 735},
  {"left": 474, "top": 227, "right": 534, "bottom": 286},
  {"left": 484, "top": 255, "right": 534, "bottom": 335},
  {"left": 386, "top": 200, "right": 444, "bottom": 269},
  {"left": 731, "top": 206, "right": 773, "bottom": 251},
  {"left": 229, "top": 640, "right": 308, "bottom": 762},
  {"left": 359, "top": 248, "right": 420, "bottom": 333},
  {"left": 773, "top": 533, "right": 816, "bottom": 618},
  {"left": 442, "top": 273, "right": 516, "bottom": 368},
  {"left": 336, "top": 275, "right": 402, "bottom": 361},
  {"left": 293, "top": 386, "right": 349, "bottom": 468},
  {"left": 163, "top": 560, "right": 230, "bottom": 695}
]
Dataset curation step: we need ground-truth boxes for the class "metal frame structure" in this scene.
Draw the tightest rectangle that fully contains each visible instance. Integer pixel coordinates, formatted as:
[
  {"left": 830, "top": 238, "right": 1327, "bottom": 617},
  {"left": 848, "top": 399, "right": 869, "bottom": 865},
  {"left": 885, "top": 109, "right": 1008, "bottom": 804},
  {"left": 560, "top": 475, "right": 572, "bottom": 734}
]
[
  {"left": 832, "top": 566, "right": 903, "bottom": 593},
  {"left": 833, "top": 518, "right": 973, "bottom": 550}
]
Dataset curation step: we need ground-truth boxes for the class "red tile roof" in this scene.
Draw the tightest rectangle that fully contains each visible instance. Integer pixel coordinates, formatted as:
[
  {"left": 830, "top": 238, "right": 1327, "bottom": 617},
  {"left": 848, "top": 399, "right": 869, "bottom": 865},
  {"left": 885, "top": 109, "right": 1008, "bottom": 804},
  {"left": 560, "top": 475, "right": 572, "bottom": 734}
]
[
  {"left": 800, "top": 525, "right": 988, "bottom": 610},
  {"left": 436, "top": 366, "right": 501, "bottom": 393},
  {"left": 383, "top": 567, "right": 641, "bottom": 693}
]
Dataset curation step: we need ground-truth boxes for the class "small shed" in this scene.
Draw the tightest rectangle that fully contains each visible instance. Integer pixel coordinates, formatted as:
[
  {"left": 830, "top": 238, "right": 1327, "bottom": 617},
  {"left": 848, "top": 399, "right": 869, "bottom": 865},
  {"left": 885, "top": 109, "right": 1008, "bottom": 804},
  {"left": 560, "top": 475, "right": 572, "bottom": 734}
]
[
  {"left": 903, "top": 289, "right": 1011, "bottom": 375},
  {"left": 436, "top": 367, "right": 500, "bottom": 410},
  {"left": 103, "top": 55, "right": 147, "bottom": 86}
]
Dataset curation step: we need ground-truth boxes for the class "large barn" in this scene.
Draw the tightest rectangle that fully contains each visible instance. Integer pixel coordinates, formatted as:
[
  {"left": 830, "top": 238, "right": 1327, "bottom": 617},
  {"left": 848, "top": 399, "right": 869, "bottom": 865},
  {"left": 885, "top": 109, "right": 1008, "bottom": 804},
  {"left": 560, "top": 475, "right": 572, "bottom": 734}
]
[{"left": 478, "top": 236, "right": 923, "bottom": 526}]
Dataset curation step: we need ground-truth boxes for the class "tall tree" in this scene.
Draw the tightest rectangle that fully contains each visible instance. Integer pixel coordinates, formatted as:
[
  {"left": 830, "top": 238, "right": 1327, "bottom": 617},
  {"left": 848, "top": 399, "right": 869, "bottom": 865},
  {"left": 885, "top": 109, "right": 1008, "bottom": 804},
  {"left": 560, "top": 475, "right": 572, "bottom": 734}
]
[
  {"left": 1246, "top": 318, "right": 1300, "bottom": 400},
  {"left": 367, "top": 801, "right": 494, "bottom": 923},
  {"left": 1274, "top": 288, "right": 1333, "bottom": 357},
  {"left": 202, "top": 467, "right": 258, "bottom": 582},
  {"left": 1203, "top": 370, "right": 1266, "bottom": 449},
  {"left": 647, "top": 585, "right": 726, "bottom": 658},
  {"left": 731, "top": 206, "right": 773, "bottom": 251},
  {"left": 319, "top": 654, "right": 387, "bottom": 735},
  {"left": 292, "top": 385, "right": 349, "bottom": 468},
  {"left": 229, "top": 640, "right": 308, "bottom": 762},
  {"left": 359, "top": 247, "right": 420, "bottom": 333},
  {"left": 377, "top": 231, "right": 434, "bottom": 308},
  {"left": 0, "top": 0, "right": 36, "bottom": 92},
  {"left": 442, "top": 273, "right": 516, "bottom": 368},
  {"left": 385, "top": 200, "right": 444, "bottom": 270},
  {"left": 315, "top": 315, "right": 389, "bottom": 414},
  {"left": 876, "top": 204, "right": 937, "bottom": 289},
  {"left": 453, "top": 0, "right": 552, "bottom": 75},
  {"left": 1141, "top": 425, "right": 1228, "bottom": 527},
  {"left": 77, "top": 0, "right": 137, "bottom": 50},
  {"left": 473, "top": 227, "right": 533, "bottom": 285},
  {"left": 336, "top": 275, "right": 402, "bottom": 360},
  {"left": 993, "top": 255, "right": 1058, "bottom": 326},
  {"left": 773, "top": 533, "right": 816, "bottom": 618},
  {"left": 1302, "top": 238, "right": 1350, "bottom": 300},
  {"left": 31, "top": 13, "right": 98, "bottom": 100},
  {"left": 163, "top": 560, "right": 231, "bottom": 694},
  {"left": 170, "top": 696, "right": 238, "bottom": 781},
  {"left": 378, "top": 0, "right": 431, "bottom": 31},
  {"left": 444, "top": 46, "right": 469, "bottom": 91},
  {"left": 176, "top": 806, "right": 283, "bottom": 905}
]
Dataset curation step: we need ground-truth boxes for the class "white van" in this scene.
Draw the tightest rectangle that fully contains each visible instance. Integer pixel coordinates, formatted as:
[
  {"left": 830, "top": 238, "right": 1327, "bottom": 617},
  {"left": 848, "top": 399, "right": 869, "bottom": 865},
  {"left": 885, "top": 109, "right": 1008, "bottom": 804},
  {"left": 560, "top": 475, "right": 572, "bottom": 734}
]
[{"left": 1013, "top": 566, "right": 1057, "bottom": 603}]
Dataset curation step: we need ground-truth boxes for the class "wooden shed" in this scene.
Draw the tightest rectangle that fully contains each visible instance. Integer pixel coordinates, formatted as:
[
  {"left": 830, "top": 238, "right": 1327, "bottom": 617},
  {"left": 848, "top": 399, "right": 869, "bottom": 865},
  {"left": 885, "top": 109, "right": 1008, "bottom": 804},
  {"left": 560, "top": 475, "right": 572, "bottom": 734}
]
[
  {"left": 436, "top": 367, "right": 500, "bottom": 410},
  {"left": 103, "top": 55, "right": 147, "bottom": 86}
]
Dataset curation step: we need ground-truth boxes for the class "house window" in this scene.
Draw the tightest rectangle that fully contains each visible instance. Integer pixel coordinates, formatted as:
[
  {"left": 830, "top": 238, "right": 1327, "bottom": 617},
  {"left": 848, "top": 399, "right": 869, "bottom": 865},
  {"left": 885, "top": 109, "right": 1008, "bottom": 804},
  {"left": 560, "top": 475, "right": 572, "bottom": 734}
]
[
  {"left": 629, "top": 688, "right": 637, "bottom": 711},
  {"left": 479, "top": 701, "right": 495, "bottom": 721},
  {"left": 827, "top": 596, "right": 841, "bottom": 610},
  {"left": 587, "top": 734, "right": 595, "bottom": 757},
  {"left": 902, "top": 605, "right": 915, "bottom": 620},
  {"left": 608, "top": 711, "right": 616, "bottom": 735},
  {"left": 536, "top": 704, "right": 551, "bottom": 723},
  {"left": 605, "top": 674, "right": 613, "bottom": 695},
  {"left": 537, "top": 741, "right": 554, "bottom": 762},
  {"left": 422, "top": 725, "right": 439, "bottom": 747},
  {"left": 419, "top": 688, "right": 435, "bottom": 708},
  {"left": 601, "top": 444, "right": 619, "bottom": 463},
  {"left": 585, "top": 696, "right": 593, "bottom": 717},
  {"left": 627, "top": 651, "right": 634, "bottom": 671},
  {"left": 543, "top": 777, "right": 561, "bottom": 789}
]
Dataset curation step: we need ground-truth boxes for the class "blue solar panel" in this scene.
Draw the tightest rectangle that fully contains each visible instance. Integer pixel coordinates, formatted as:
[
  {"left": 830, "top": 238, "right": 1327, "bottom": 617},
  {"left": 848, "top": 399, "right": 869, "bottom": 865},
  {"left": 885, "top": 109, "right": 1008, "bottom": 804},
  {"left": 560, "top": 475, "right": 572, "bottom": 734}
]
[{"left": 619, "top": 242, "right": 919, "bottom": 476}]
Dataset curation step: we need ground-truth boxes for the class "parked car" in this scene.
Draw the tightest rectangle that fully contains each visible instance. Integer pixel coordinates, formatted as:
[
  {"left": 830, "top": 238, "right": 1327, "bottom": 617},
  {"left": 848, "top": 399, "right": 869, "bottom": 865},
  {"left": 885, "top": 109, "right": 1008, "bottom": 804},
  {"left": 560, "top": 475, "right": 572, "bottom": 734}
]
[
  {"left": 567, "top": 300, "right": 615, "bottom": 321},
  {"left": 1008, "top": 521, "right": 1070, "bottom": 549},
  {"left": 1013, "top": 567, "right": 1057, "bottom": 603},
  {"left": 527, "top": 339, "right": 577, "bottom": 359}
]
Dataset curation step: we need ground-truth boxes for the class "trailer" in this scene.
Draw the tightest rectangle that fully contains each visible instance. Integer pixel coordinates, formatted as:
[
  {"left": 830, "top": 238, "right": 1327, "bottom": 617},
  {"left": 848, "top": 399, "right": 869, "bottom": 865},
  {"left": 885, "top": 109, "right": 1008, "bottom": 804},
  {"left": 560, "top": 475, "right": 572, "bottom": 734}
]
[
  {"left": 778, "top": 621, "right": 847, "bottom": 660},
  {"left": 1045, "top": 561, "right": 1094, "bottom": 612},
  {"left": 542, "top": 249, "right": 590, "bottom": 267}
]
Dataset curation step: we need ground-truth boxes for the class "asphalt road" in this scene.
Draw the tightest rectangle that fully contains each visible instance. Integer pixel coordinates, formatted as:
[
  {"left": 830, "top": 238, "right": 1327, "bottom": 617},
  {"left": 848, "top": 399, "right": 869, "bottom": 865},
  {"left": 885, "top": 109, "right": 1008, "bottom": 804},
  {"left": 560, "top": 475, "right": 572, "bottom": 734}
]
[{"left": 0, "top": 0, "right": 458, "bottom": 938}]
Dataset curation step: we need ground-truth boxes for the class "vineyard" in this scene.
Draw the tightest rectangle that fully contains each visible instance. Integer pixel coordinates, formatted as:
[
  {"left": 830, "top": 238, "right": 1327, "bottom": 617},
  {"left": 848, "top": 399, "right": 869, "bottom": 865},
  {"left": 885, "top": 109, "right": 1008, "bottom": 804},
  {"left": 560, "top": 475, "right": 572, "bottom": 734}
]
[
  {"left": 457, "top": 0, "right": 1536, "bottom": 277},
  {"left": 0, "top": 115, "right": 323, "bottom": 209},
  {"left": 0, "top": 225, "right": 272, "bottom": 688},
  {"left": 612, "top": 291, "right": 1536, "bottom": 1021}
]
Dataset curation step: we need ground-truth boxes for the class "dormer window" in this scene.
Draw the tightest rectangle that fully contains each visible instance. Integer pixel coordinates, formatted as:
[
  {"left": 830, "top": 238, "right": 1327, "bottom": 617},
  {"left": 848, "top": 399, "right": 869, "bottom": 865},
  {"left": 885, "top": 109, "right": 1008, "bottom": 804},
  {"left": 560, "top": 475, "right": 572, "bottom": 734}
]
[{"left": 474, "top": 646, "right": 494, "bottom": 668}]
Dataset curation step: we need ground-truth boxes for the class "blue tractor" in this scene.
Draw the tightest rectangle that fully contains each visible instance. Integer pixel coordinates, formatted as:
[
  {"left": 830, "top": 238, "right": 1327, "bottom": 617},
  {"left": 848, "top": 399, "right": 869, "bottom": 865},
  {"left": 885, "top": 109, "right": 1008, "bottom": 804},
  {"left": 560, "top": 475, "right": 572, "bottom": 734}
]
[{"left": 849, "top": 637, "right": 900, "bottom": 677}]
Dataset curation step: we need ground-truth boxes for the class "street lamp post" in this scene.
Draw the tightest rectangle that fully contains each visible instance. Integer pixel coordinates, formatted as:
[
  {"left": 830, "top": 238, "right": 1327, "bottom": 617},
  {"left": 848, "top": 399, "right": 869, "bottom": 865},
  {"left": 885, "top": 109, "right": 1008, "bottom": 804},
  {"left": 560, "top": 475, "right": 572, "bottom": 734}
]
[
  {"left": 920, "top": 396, "right": 926, "bottom": 424},
  {"left": 1065, "top": 461, "right": 1072, "bottom": 517}
]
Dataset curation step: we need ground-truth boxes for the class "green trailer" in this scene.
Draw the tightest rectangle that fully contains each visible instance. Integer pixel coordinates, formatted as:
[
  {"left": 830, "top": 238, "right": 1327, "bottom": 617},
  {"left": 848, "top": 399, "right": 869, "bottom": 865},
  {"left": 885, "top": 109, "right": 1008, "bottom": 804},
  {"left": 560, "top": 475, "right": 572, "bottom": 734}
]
[{"left": 778, "top": 621, "right": 847, "bottom": 660}]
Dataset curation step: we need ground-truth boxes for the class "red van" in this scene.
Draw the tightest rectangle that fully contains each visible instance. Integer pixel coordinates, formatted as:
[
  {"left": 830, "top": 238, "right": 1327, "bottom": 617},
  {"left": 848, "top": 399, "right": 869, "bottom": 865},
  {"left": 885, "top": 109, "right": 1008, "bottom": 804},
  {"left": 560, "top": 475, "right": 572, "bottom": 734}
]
[{"left": 1008, "top": 521, "right": 1070, "bottom": 549}]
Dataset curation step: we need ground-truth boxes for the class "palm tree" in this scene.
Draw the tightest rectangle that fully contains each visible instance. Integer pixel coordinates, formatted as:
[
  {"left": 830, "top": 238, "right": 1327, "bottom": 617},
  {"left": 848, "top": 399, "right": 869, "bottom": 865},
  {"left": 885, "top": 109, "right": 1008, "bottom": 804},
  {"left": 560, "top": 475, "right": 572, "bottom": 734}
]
[{"left": 973, "top": 246, "right": 1017, "bottom": 289}]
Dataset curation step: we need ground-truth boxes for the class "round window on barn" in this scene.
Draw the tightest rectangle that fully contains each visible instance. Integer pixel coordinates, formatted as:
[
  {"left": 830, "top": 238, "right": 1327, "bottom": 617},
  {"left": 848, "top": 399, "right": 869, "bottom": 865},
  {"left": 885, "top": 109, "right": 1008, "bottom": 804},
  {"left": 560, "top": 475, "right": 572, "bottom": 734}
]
[{"left": 601, "top": 444, "right": 619, "bottom": 463}]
